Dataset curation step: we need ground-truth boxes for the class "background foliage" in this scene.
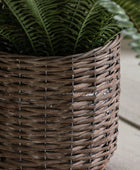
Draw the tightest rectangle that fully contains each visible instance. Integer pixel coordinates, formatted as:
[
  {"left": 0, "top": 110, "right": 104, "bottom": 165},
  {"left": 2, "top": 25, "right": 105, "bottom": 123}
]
[{"left": 0, "top": 0, "right": 140, "bottom": 56}]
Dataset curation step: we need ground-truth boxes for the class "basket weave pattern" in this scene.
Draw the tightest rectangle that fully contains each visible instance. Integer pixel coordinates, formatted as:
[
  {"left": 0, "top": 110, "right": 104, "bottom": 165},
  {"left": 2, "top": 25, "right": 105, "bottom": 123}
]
[{"left": 0, "top": 35, "right": 121, "bottom": 169}]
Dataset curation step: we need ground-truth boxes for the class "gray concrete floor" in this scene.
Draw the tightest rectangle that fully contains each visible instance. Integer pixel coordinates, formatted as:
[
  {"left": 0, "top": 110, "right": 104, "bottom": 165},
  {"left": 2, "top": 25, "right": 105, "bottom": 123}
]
[
  {"left": 107, "top": 40, "right": 140, "bottom": 170},
  {"left": 119, "top": 40, "right": 140, "bottom": 128},
  {"left": 107, "top": 120, "right": 140, "bottom": 170}
]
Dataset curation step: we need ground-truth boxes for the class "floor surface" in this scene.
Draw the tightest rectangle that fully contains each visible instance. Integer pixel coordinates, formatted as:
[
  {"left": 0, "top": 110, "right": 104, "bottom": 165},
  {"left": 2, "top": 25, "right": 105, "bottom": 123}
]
[{"left": 107, "top": 40, "right": 140, "bottom": 170}]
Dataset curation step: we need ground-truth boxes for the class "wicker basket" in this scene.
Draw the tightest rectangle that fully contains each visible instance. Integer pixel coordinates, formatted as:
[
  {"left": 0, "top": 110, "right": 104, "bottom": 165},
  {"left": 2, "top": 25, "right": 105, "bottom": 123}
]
[{"left": 0, "top": 35, "right": 121, "bottom": 170}]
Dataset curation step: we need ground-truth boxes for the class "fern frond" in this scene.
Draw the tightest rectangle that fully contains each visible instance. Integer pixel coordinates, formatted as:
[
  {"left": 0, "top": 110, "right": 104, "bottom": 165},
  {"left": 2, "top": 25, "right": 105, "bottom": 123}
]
[
  {"left": 91, "top": 13, "right": 121, "bottom": 48},
  {"left": 0, "top": 36, "right": 16, "bottom": 53},
  {"left": 66, "top": 0, "right": 100, "bottom": 53},
  {"left": 0, "top": 2, "right": 29, "bottom": 53},
  {"left": 3, "top": 0, "right": 48, "bottom": 55},
  {"left": 25, "top": 0, "right": 62, "bottom": 55},
  {"left": 114, "top": 0, "right": 140, "bottom": 32},
  {"left": 0, "top": 0, "right": 139, "bottom": 56},
  {"left": 113, "top": 0, "right": 140, "bottom": 52},
  {"left": 99, "top": 0, "right": 140, "bottom": 52},
  {"left": 63, "top": 0, "right": 120, "bottom": 54},
  {"left": 0, "top": 25, "right": 31, "bottom": 54}
]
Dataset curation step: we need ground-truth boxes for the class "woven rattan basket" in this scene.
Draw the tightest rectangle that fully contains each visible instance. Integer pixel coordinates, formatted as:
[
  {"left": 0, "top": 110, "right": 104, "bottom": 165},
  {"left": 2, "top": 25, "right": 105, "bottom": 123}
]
[{"left": 0, "top": 35, "right": 121, "bottom": 170}]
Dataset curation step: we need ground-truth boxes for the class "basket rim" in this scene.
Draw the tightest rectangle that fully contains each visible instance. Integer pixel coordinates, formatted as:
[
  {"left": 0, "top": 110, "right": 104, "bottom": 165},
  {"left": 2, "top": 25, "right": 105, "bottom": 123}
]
[{"left": 0, "top": 34, "right": 121, "bottom": 60}]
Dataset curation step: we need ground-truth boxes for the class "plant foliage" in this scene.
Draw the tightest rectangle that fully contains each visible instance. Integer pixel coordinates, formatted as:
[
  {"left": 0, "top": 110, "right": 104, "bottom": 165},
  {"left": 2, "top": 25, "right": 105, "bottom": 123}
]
[
  {"left": 99, "top": 0, "right": 140, "bottom": 53},
  {"left": 0, "top": 0, "right": 140, "bottom": 56}
]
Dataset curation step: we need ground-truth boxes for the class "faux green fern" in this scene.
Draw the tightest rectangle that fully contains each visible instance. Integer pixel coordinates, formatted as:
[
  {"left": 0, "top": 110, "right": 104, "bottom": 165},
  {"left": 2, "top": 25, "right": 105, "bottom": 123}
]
[
  {"left": 99, "top": 0, "right": 140, "bottom": 55},
  {"left": 0, "top": 0, "right": 140, "bottom": 56}
]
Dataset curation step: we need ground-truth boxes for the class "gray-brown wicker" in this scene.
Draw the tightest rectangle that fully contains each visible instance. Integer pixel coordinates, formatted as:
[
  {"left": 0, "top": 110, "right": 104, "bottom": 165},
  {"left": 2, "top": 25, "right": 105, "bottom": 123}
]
[{"left": 0, "top": 35, "right": 121, "bottom": 170}]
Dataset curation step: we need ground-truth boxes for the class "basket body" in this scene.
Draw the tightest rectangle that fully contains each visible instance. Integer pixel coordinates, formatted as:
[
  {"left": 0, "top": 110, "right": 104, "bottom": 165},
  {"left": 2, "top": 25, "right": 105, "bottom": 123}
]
[{"left": 0, "top": 36, "right": 121, "bottom": 170}]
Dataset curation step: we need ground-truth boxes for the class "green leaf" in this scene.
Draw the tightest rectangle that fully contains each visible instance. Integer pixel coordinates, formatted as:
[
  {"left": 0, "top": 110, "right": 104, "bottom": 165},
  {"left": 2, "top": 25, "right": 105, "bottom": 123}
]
[
  {"left": 25, "top": 0, "right": 62, "bottom": 55},
  {"left": 0, "top": 0, "right": 140, "bottom": 56},
  {"left": 3, "top": 0, "right": 47, "bottom": 55},
  {"left": 0, "top": 25, "right": 30, "bottom": 53},
  {"left": 136, "top": 54, "right": 140, "bottom": 58},
  {"left": 114, "top": 14, "right": 129, "bottom": 22},
  {"left": 118, "top": 21, "right": 134, "bottom": 28},
  {"left": 99, "top": 0, "right": 140, "bottom": 54}
]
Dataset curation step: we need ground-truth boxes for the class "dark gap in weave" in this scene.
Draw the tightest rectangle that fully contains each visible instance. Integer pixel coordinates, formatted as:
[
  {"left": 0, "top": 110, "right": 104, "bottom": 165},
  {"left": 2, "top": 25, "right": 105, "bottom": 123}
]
[
  {"left": 113, "top": 137, "right": 117, "bottom": 143},
  {"left": 14, "top": 123, "right": 30, "bottom": 128},
  {"left": 103, "top": 154, "right": 109, "bottom": 161},
  {"left": 108, "top": 101, "right": 115, "bottom": 108},
  {"left": 0, "top": 60, "right": 7, "bottom": 64},
  {"left": 16, "top": 67, "right": 32, "bottom": 71},
  {"left": 0, "top": 124, "right": 5, "bottom": 131},
  {"left": 116, "top": 106, "right": 119, "bottom": 111},
  {"left": 116, "top": 68, "right": 120, "bottom": 74},
  {"left": 0, "top": 157, "right": 6, "bottom": 162},
  {"left": 103, "top": 140, "right": 111, "bottom": 147},
  {"left": 0, "top": 75, "right": 6, "bottom": 79},
  {"left": 114, "top": 143, "right": 117, "bottom": 148},
  {"left": 95, "top": 72, "right": 104, "bottom": 78},
  {"left": 109, "top": 55, "right": 115, "bottom": 60},
  {"left": 105, "top": 89, "right": 113, "bottom": 98},
  {"left": 71, "top": 75, "right": 82, "bottom": 80},
  {"left": 0, "top": 159, "right": 6, "bottom": 168},
  {"left": 106, "top": 109, "right": 113, "bottom": 116},
  {"left": 109, "top": 49, "right": 113, "bottom": 54},
  {"left": 15, "top": 129, "right": 26, "bottom": 134},
  {"left": 92, "top": 64, "right": 105, "bottom": 70},
  {"left": 12, "top": 82, "right": 26, "bottom": 86},
  {"left": 106, "top": 117, "right": 111, "bottom": 122},
  {"left": 17, "top": 76, "right": 33, "bottom": 80},
  {"left": 0, "top": 98, "right": 6, "bottom": 103},
  {"left": 115, "top": 91, "right": 120, "bottom": 97},
  {"left": 114, "top": 128, "right": 118, "bottom": 134},
  {"left": 106, "top": 123, "right": 114, "bottom": 129},
  {"left": 0, "top": 67, "right": 9, "bottom": 71},
  {"left": 12, "top": 158, "right": 32, "bottom": 163},
  {"left": 103, "top": 97, "right": 112, "bottom": 105},
  {"left": 116, "top": 84, "right": 119, "bottom": 91},
  {"left": 116, "top": 58, "right": 120, "bottom": 65},
  {"left": 117, "top": 46, "right": 120, "bottom": 51},
  {"left": 116, "top": 74, "right": 120, "bottom": 81}
]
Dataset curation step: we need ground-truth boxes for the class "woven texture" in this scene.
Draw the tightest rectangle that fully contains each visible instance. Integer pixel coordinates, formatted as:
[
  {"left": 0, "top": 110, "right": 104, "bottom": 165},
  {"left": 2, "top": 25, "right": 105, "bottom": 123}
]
[{"left": 0, "top": 35, "right": 121, "bottom": 170}]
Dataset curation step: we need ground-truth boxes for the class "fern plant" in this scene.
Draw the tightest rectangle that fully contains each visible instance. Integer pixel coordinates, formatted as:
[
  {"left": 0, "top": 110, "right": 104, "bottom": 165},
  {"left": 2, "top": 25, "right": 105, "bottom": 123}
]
[
  {"left": 0, "top": 0, "right": 140, "bottom": 56},
  {"left": 99, "top": 0, "right": 140, "bottom": 57}
]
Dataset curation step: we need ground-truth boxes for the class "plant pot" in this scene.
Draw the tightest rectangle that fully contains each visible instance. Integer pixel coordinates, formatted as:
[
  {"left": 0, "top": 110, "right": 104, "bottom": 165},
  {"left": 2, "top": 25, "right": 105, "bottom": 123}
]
[{"left": 0, "top": 35, "right": 121, "bottom": 170}]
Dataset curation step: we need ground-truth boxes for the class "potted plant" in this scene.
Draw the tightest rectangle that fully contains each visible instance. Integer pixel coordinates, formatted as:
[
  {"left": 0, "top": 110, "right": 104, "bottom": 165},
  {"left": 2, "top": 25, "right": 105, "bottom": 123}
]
[{"left": 0, "top": 0, "right": 139, "bottom": 169}]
